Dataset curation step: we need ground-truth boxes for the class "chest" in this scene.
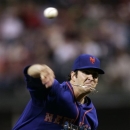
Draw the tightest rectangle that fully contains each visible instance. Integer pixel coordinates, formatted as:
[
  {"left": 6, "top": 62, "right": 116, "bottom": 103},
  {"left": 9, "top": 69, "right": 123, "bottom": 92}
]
[{"left": 45, "top": 91, "right": 79, "bottom": 121}]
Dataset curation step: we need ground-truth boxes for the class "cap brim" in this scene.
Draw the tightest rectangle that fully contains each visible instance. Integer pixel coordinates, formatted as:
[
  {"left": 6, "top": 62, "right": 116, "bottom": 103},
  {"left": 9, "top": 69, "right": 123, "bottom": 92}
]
[
  {"left": 94, "top": 68, "right": 105, "bottom": 74},
  {"left": 75, "top": 66, "right": 105, "bottom": 74}
]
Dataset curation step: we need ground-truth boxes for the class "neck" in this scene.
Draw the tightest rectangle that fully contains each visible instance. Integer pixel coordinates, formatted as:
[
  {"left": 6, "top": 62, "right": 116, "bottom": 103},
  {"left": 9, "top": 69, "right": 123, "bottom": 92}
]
[{"left": 77, "top": 95, "right": 85, "bottom": 104}]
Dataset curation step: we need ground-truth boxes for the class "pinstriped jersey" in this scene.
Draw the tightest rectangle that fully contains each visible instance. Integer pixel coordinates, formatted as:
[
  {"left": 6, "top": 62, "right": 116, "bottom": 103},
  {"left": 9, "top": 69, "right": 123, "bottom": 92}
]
[{"left": 12, "top": 67, "right": 98, "bottom": 130}]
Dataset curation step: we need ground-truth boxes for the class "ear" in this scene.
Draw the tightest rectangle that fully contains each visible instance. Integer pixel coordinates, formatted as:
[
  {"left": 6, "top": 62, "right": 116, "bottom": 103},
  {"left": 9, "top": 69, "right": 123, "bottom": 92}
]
[{"left": 71, "top": 71, "right": 77, "bottom": 82}]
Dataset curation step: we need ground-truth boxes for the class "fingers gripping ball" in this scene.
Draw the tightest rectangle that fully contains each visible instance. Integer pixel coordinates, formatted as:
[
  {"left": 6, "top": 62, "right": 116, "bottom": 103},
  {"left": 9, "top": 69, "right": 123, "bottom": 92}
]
[{"left": 43, "top": 7, "right": 58, "bottom": 19}]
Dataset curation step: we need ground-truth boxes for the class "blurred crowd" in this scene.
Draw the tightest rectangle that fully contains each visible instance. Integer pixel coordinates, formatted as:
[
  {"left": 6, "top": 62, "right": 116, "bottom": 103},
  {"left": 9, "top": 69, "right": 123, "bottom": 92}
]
[{"left": 0, "top": 0, "right": 130, "bottom": 94}]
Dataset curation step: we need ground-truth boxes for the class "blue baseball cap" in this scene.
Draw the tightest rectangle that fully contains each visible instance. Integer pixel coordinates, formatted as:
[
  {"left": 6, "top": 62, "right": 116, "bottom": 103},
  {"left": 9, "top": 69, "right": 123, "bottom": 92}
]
[{"left": 72, "top": 54, "right": 104, "bottom": 74}]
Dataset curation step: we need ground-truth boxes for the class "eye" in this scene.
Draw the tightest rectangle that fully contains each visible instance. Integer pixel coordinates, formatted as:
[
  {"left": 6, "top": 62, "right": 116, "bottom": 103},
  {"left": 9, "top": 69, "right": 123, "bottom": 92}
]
[
  {"left": 81, "top": 70, "right": 99, "bottom": 79},
  {"left": 92, "top": 73, "right": 99, "bottom": 78}
]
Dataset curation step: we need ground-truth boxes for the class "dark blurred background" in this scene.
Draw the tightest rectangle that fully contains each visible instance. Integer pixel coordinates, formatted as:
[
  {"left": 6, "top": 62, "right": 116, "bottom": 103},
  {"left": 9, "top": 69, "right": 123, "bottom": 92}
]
[{"left": 0, "top": 0, "right": 130, "bottom": 130}]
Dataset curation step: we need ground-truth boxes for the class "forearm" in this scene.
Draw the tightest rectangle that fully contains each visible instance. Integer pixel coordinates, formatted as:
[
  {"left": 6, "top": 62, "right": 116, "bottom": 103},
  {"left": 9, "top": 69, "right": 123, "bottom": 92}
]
[
  {"left": 27, "top": 64, "right": 45, "bottom": 78},
  {"left": 27, "top": 64, "right": 55, "bottom": 88}
]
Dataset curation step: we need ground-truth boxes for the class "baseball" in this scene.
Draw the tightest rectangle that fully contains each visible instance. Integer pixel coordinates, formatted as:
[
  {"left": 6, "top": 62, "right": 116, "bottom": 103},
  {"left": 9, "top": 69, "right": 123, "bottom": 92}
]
[{"left": 43, "top": 7, "right": 58, "bottom": 19}]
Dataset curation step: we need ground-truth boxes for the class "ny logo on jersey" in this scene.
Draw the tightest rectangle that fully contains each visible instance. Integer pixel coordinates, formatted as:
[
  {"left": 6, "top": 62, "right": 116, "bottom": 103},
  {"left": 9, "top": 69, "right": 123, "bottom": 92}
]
[{"left": 90, "top": 57, "right": 95, "bottom": 64}]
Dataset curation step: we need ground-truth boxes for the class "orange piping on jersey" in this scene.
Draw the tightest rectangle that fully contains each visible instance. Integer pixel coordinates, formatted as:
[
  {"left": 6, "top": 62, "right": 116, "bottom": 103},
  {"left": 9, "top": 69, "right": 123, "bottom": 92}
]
[
  {"left": 66, "top": 82, "right": 79, "bottom": 123},
  {"left": 82, "top": 106, "right": 94, "bottom": 123}
]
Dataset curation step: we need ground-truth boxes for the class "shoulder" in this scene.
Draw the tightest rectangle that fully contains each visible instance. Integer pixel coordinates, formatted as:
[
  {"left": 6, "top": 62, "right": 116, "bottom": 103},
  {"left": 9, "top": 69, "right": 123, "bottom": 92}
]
[
  {"left": 51, "top": 81, "right": 73, "bottom": 98},
  {"left": 52, "top": 80, "right": 69, "bottom": 91}
]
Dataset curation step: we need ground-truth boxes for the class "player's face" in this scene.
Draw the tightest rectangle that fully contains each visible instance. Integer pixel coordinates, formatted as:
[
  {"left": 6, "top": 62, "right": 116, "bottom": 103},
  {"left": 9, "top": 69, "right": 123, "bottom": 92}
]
[{"left": 74, "top": 69, "right": 99, "bottom": 91}]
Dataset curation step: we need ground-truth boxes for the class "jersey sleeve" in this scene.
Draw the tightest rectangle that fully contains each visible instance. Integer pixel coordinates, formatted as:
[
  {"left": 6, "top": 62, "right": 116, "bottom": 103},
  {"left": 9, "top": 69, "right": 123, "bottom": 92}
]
[
  {"left": 23, "top": 66, "right": 44, "bottom": 89},
  {"left": 23, "top": 66, "right": 51, "bottom": 106}
]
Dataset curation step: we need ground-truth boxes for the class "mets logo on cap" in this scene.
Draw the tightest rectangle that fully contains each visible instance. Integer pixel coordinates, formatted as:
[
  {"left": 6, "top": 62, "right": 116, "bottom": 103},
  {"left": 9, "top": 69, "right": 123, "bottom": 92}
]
[{"left": 90, "top": 57, "right": 95, "bottom": 64}]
